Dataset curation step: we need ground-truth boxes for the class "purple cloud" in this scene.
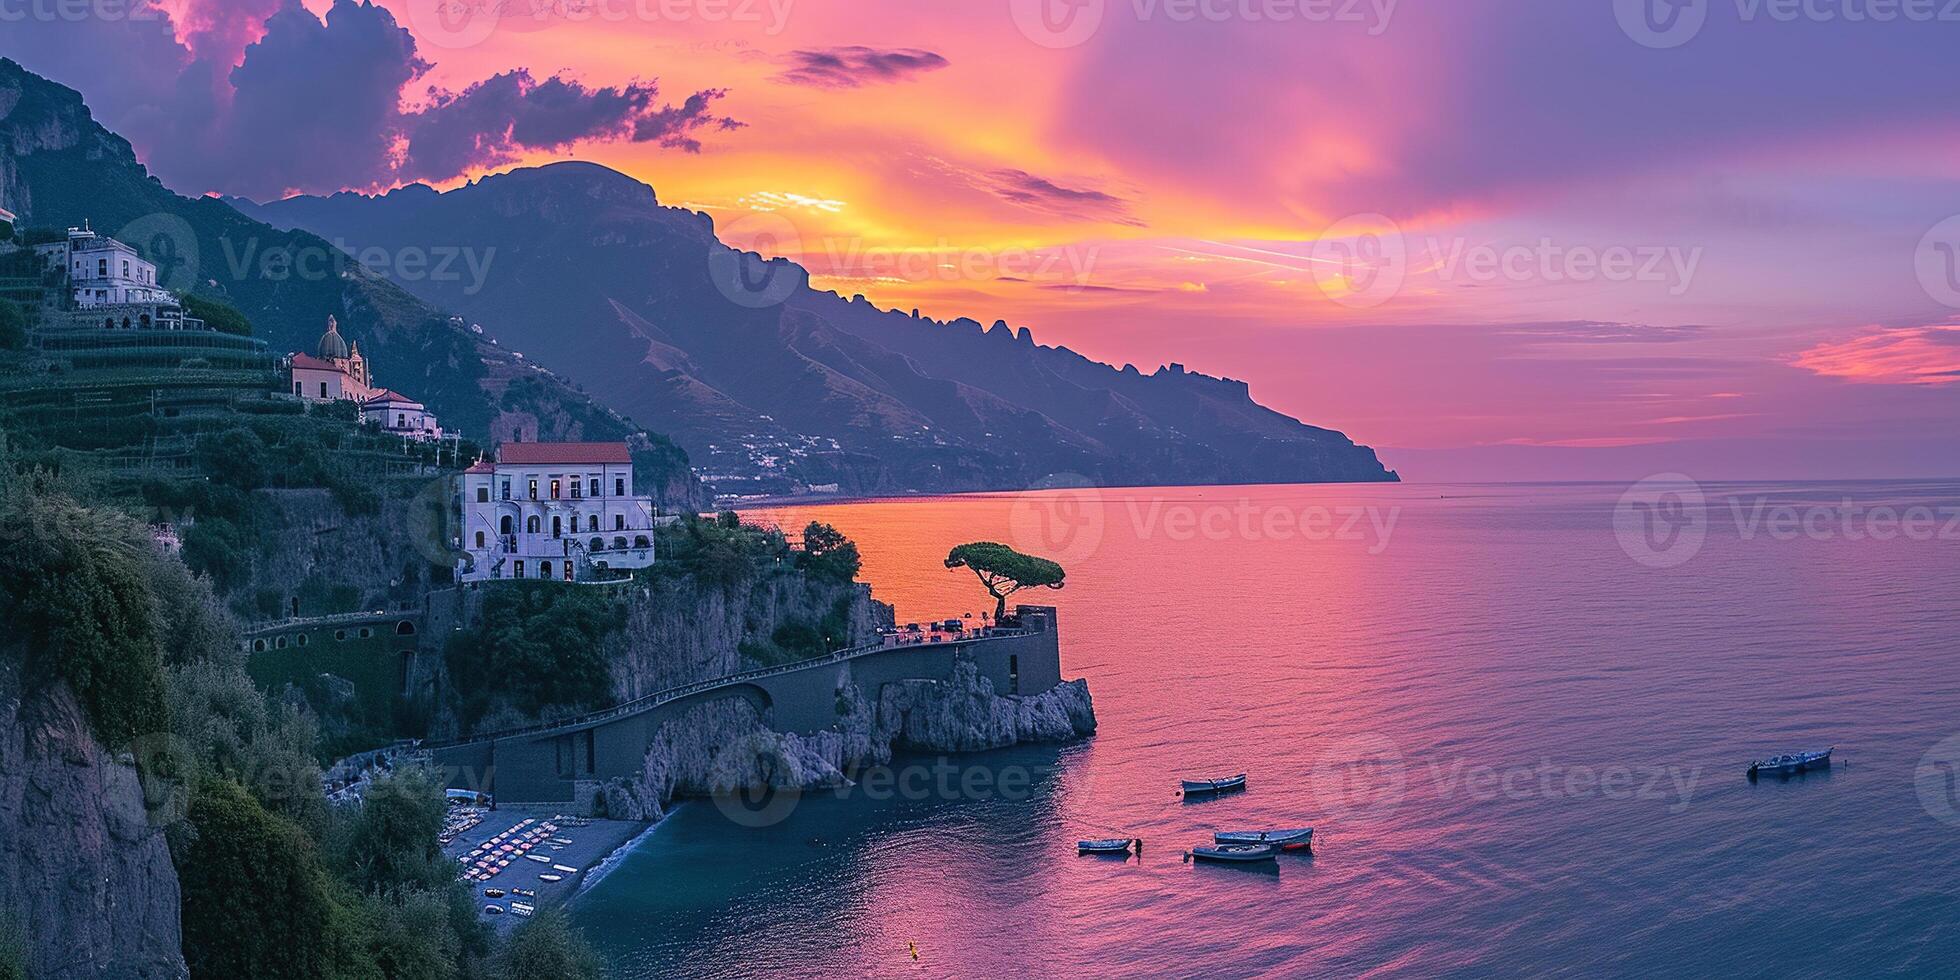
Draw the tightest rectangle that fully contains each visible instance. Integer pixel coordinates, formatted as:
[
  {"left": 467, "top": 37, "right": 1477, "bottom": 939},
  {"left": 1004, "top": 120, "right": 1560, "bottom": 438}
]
[
  {"left": 978, "top": 168, "right": 1144, "bottom": 227},
  {"left": 0, "top": 0, "right": 738, "bottom": 199},
  {"left": 770, "top": 46, "right": 949, "bottom": 89}
]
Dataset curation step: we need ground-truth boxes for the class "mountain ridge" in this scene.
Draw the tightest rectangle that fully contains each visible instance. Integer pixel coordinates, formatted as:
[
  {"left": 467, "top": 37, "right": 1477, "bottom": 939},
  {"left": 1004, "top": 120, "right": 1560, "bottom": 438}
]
[{"left": 234, "top": 161, "right": 1399, "bottom": 497}]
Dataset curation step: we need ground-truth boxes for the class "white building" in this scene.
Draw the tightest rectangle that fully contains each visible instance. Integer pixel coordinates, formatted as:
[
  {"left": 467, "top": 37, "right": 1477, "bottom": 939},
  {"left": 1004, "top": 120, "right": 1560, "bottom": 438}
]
[
  {"left": 37, "top": 226, "right": 174, "bottom": 308},
  {"left": 457, "top": 442, "right": 662, "bottom": 582},
  {"left": 362, "top": 389, "right": 443, "bottom": 442}
]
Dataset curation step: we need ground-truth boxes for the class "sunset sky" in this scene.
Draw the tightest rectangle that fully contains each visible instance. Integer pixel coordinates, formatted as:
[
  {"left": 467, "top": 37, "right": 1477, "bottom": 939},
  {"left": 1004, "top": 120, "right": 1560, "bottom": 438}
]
[{"left": 9, "top": 0, "right": 1960, "bottom": 478}]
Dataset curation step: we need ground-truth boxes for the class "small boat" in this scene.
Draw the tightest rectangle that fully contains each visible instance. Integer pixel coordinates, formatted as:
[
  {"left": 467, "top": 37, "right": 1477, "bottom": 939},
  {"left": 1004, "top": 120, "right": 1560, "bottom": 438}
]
[
  {"left": 1188, "top": 843, "right": 1278, "bottom": 864},
  {"left": 538, "top": 873, "right": 563, "bottom": 882},
  {"left": 1180, "top": 774, "right": 1248, "bottom": 795},
  {"left": 510, "top": 888, "right": 537, "bottom": 898},
  {"left": 1214, "top": 828, "right": 1313, "bottom": 851},
  {"left": 483, "top": 888, "right": 505, "bottom": 898},
  {"left": 524, "top": 854, "right": 551, "bottom": 863},
  {"left": 510, "top": 906, "right": 533, "bottom": 918},
  {"left": 1076, "top": 838, "right": 1135, "bottom": 855},
  {"left": 1748, "top": 747, "right": 1833, "bottom": 778},
  {"left": 552, "top": 864, "right": 579, "bottom": 874},
  {"left": 483, "top": 905, "right": 505, "bottom": 916}
]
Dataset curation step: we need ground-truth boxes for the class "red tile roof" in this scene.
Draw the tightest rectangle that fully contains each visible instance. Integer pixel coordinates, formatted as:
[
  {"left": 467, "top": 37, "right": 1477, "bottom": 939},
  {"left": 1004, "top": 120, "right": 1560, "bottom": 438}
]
[
  {"left": 465, "top": 460, "right": 495, "bottom": 474},
  {"left": 291, "top": 353, "right": 347, "bottom": 372},
  {"left": 363, "top": 389, "right": 419, "bottom": 406},
  {"left": 496, "top": 441, "right": 633, "bottom": 465}
]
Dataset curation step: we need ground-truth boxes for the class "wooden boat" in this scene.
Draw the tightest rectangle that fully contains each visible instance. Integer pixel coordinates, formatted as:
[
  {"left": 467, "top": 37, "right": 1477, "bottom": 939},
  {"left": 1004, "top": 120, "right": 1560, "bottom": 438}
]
[
  {"left": 1748, "top": 747, "right": 1832, "bottom": 778},
  {"left": 1214, "top": 828, "right": 1313, "bottom": 851},
  {"left": 1188, "top": 843, "right": 1278, "bottom": 864},
  {"left": 1180, "top": 774, "right": 1247, "bottom": 795},
  {"left": 1076, "top": 838, "right": 1134, "bottom": 855}
]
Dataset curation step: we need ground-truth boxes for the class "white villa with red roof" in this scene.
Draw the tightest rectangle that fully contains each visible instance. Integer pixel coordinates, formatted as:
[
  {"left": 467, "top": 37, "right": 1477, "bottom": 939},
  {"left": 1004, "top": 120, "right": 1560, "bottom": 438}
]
[
  {"left": 457, "top": 441, "right": 662, "bottom": 582},
  {"left": 290, "top": 315, "right": 446, "bottom": 442}
]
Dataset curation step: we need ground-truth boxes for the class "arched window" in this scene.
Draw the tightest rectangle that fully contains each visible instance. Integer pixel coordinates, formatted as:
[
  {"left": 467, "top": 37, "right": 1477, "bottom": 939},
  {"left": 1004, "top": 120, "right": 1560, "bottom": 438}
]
[
  {"left": 527, "top": 516, "right": 540, "bottom": 534},
  {"left": 613, "top": 536, "right": 627, "bottom": 550},
  {"left": 139, "top": 314, "right": 150, "bottom": 327},
  {"left": 396, "top": 621, "right": 416, "bottom": 636},
  {"left": 500, "top": 515, "right": 513, "bottom": 535},
  {"left": 103, "top": 317, "right": 114, "bottom": 329},
  {"left": 121, "top": 317, "right": 131, "bottom": 329},
  {"left": 635, "top": 535, "right": 650, "bottom": 549},
  {"left": 540, "top": 561, "right": 553, "bottom": 580},
  {"left": 475, "top": 531, "right": 486, "bottom": 548},
  {"left": 296, "top": 633, "right": 308, "bottom": 647},
  {"left": 589, "top": 537, "right": 604, "bottom": 554},
  {"left": 274, "top": 636, "right": 286, "bottom": 650},
  {"left": 253, "top": 638, "right": 267, "bottom": 653}
]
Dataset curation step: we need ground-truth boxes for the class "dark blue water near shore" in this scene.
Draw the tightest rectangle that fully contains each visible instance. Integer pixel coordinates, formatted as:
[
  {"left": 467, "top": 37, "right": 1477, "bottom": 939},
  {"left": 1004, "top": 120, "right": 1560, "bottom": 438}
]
[{"left": 572, "top": 482, "right": 1960, "bottom": 977}]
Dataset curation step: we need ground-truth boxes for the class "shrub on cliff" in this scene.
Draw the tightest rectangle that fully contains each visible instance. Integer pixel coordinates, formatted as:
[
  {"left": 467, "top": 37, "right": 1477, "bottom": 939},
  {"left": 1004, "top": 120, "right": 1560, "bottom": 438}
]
[
  {"left": 329, "top": 768, "right": 453, "bottom": 895},
  {"left": 797, "top": 521, "right": 861, "bottom": 583},
  {"left": 444, "top": 583, "right": 624, "bottom": 729},
  {"left": 0, "top": 486, "right": 168, "bottom": 746},
  {"left": 493, "top": 910, "right": 604, "bottom": 980},
  {"left": 176, "top": 779, "right": 361, "bottom": 980},
  {"left": 180, "top": 293, "right": 253, "bottom": 336},
  {"left": 0, "top": 298, "right": 25, "bottom": 350}
]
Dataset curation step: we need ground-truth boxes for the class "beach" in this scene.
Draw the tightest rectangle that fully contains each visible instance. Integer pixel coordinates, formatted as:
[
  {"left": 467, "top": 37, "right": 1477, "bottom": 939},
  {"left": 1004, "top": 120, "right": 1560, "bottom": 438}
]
[{"left": 442, "top": 806, "right": 649, "bottom": 930}]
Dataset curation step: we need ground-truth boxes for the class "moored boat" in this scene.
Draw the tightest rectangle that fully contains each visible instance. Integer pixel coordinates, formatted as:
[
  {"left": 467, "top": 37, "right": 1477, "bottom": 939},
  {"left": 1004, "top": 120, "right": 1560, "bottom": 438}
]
[
  {"left": 1077, "top": 838, "right": 1135, "bottom": 855},
  {"left": 1180, "top": 773, "right": 1248, "bottom": 795},
  {"left": 1214, "top": 828, "right": 1313, "bottom": 851},
  {"left": 1187, "top": 843, "right": 1278, "bottom": 864},
  {"left": 1748, "top": 747, "right": 1833, "bottom": 778}
]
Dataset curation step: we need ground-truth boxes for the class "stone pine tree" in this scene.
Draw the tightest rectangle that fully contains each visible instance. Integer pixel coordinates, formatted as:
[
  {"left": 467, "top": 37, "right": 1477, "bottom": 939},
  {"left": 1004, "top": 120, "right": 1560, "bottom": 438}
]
[{"left": 944, "top": 542, "right": 1066, "bottom": 621}]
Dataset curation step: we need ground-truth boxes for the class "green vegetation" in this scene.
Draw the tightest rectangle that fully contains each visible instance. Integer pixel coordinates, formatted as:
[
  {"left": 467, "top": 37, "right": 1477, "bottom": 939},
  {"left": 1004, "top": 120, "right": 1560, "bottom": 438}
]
[
  {"left": 493, "top": 911, "right": 604, "bottom": 980},
  {"left": 0, "top": 915, "right": 24, "bottom": 980},
  {"left": 797, "top": 521, "right": 861, "bottom": 583},
  {"left": 0, "top": 476, "right": 168, "bottom": 746},
  {"left": 651, "top": 511, "right": 792, "bottom": 588},
  {"left": 945, "top": 542, "right": 1067, "bottom": 620},
  {"left": 179, "top": 293, "right": 253, "bottom": 336},
  {"left": 176, "top": 778, "right": 353, "bottom": 979},
  {"left": 0, "top": 299, "right": 24, "bottom": 350},
  {"left": 444, "top": 583, "right": 625, "bottom": 730}
]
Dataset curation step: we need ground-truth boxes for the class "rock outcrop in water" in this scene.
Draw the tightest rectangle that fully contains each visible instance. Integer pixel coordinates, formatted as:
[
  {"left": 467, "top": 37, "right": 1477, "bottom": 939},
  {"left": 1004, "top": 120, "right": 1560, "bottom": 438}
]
[
  {"left": 597, "top": 654, "right": 1096, "bottom": 821},
  {"left": 0, "top": 665, "right": 187, "bottom": 979}
]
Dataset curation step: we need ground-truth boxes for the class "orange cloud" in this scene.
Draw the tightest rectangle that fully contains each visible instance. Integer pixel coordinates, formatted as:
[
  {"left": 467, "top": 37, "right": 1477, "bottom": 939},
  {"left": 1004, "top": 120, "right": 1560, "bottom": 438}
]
[{"left": 1791, "top": 325, "right": 1960, "bottom": 386}]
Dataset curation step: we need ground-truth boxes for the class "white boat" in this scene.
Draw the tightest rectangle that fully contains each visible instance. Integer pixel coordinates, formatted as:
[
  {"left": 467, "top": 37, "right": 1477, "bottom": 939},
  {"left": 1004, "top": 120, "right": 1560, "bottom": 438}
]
[
  {"left": 1748, "top": 747, "right": 1833, "bottom": 778},
  {"left": 1076, "top": 838, "right": 1134, "bottom": 855},
  {"left": 538, "top": 873, "right": 564, "bottom": 882},
  {"left": 1188, "top": 843, "right": 1278, "bottom": 864},
  {"left": 1214, "top": 828, "right": 1313, "bottom": 851},
  {"left": 552, "top": 864, "right": 579, "bottom": 873},
  {"left": 1181, "top": 774, "right": 1247, "bottom": 795}
]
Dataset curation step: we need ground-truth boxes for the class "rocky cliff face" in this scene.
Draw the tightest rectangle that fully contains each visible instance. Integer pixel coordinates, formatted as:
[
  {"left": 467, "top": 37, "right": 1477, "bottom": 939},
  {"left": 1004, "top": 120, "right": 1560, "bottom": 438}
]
[
  {"left": 607, "top": 575, "right": 888, "bottom": 697},
  {"left": 0, "top": 664, "right": 187, "bottom": 979},
  {"left": 597, "top": 654, "right": 1095, "bottom": 821}
]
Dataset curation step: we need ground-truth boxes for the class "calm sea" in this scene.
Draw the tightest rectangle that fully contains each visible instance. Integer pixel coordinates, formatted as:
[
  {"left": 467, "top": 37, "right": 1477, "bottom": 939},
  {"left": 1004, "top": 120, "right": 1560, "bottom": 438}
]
[{"left": 571, "top": 482, "right": 1960, "bottom": 977}]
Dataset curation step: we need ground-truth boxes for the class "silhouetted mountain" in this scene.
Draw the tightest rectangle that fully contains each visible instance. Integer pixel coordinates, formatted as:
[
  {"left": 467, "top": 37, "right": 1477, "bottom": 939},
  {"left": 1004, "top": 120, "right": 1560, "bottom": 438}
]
[{"left": 236, "top": 162, "right": 1397, "bottom": 497}]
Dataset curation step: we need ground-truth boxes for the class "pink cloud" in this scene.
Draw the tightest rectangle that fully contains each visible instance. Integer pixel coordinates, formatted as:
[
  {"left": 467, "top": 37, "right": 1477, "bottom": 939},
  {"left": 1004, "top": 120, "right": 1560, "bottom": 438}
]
[{"left": 1792, "top": 325, "right": 1960, "bottom": 386}]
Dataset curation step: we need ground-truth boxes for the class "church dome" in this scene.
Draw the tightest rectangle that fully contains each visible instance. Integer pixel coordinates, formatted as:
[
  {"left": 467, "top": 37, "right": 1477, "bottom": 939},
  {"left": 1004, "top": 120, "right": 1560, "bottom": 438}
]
[{"left": 316, "top": 315, "right": 350, "bottom": 360}]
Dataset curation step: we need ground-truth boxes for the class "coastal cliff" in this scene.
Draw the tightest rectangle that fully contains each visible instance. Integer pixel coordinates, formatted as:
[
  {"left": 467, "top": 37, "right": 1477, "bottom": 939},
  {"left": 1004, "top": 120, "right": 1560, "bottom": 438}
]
[
  {"left": 0, "top": 665, "right": 187, "bottom": 980},
  {"left": 597, "top": 654, "right": 1096, "bottom": 821}
]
